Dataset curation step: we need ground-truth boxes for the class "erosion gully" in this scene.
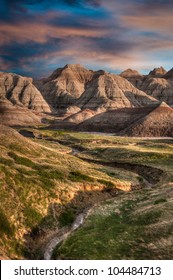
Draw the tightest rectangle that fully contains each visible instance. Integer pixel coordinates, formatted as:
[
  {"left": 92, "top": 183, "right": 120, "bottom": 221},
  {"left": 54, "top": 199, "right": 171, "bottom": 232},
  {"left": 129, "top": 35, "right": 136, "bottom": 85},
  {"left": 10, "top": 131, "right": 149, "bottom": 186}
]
[{"left": 19, "top": 131, "right": 164, "bottom": 259}]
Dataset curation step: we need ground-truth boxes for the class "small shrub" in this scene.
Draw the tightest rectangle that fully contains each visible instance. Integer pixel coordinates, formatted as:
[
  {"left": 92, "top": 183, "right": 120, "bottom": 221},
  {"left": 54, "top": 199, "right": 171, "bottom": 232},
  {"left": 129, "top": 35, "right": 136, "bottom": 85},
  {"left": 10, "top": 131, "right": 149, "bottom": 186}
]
[
  {"left": 0, "top": 207, "right": 14, "bottom": 236},
  {"left": 68, "top": 171, "right": 94, "bottom": 182},
  {"left": 8, "top": 152, "right": 36, "bottom": 168},
  {"left": 23, "top": 207, "right": 43, "bottom": 228},
  {"left": 97, "top": 179, "right": 114, "bottom": 188},
  {"left": 154, "top": 198, "right": 167, "bottom": 205},
  {"left": 0, "top": 157, "right": 14, "bottom": 166},
  {"left": 59, "top": 209, "right": 76, "bottom": 227}
]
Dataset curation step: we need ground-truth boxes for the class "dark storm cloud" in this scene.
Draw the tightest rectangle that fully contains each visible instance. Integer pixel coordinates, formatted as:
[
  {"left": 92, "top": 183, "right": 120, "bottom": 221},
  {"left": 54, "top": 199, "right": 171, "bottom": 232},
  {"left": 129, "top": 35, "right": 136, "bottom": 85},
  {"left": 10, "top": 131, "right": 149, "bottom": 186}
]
[{"left": 2, "top": 0, "right": 100, "bottom": 12}]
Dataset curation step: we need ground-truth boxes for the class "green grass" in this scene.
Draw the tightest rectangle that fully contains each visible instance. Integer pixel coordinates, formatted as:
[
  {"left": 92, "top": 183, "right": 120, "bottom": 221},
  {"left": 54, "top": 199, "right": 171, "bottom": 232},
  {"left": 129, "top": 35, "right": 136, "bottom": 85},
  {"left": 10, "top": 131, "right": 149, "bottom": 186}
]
[
  {"left": 68, "top": 171, "right": 95, "bottom": 182},
  {"left": 23, "top": 207, "right": 43, "bottom": 228},
  {"left": 54, "top": 184, "right": 173, "bottom": 260},
  {"left": 0, "top": 207, "right": 14, "bottom": 236},
  {"left": 1, "top": 128, "right": 173, "bottom": 260},
  {"left": 59, "top": 209, "right": 76, "bottom": 227}
]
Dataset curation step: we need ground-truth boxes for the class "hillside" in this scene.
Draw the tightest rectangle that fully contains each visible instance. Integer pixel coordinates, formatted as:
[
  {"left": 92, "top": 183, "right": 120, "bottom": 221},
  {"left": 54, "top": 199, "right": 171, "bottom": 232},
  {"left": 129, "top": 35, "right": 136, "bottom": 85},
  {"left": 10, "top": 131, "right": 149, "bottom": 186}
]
[
  {"left": 35, "top": 64, "right": 157, "bottom": 114},
  {"left": 0, "top": 99, "right": 41, "bottom": 126},
  {"left": 0, "top": 127, "right": 139, "bottom": 259},
  {"left": 34, "top": 64, "right": 96, "bottom": 112},
  {"left": 119, "top": 102, "right": 173, "bottom": 137},
  {"left": 75, "top": 105, "right": 157, "bottom": 133},
  {"left": 0, "top": 72, "right": 50, "bottom": 113},
  {"left": 41, "top": 131, "right": 173, "bottom": 260},
  {"left": 120, "top": 67, "right": 173, "bottom": 107},
  {"left": 75, "top": 73, "right": 156, "bottom": 111}
]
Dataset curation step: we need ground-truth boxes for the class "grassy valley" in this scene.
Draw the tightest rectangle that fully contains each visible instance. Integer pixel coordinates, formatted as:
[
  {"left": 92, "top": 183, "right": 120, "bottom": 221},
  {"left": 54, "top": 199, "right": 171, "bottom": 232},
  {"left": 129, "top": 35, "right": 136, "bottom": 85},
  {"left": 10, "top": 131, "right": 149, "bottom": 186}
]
[{"left": 0, "top": 126, "right": 172, "bottom": 259}]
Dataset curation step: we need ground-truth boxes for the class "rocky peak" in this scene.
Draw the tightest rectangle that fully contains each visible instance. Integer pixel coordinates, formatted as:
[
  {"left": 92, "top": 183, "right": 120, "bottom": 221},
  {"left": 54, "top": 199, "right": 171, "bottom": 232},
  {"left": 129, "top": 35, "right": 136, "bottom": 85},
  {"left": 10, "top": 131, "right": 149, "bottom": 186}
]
[
  {"left": 120, "top": 69, "right": 141, "bottom": 78},
  {"left": 0, "top": 72, "right": 51, "bottom": 112},
  {"left": 164, "top": 68, "right": 173, "bottom": 79},
  {"left": 158, "top": 101, "right": 172, "bottom": 109},
  {"left": 149, "top": 66, "right": 167, "bottom": 76}
]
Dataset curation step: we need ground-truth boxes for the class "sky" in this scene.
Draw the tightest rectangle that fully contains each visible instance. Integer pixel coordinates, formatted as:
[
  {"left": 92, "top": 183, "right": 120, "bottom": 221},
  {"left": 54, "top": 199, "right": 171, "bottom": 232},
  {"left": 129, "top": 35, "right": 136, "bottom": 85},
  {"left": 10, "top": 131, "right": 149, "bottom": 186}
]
[{"left": 0, "top": 0, "right": 173, "bottom": 78}]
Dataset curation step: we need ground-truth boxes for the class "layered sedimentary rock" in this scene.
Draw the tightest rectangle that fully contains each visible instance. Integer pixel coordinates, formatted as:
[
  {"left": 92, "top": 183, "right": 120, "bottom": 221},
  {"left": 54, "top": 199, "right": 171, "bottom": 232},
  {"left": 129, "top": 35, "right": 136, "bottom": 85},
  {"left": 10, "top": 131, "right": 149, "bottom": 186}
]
[
  {"left": 34, "top": 64, "right": 98, "bottom": 111},
  {"left": 120, "top": 102, "right": 173, "bottom": 137},
  {"left": 75, "top": 73, "right": 157, "bottom": 111},
  {"left": 164, "top": 68, "right": 173, "bottom": 80},
  {"left": 0, "top": 99, "right": 41, "bottom": 126},
  {"left": 75, "top": 105, "right": 157, "bottom": 133},
  {"left": 138, "top": 77, "right": 173, "bottom": 107},
  {"left": 0, "top": 72, "right": 51, "bottom": 112},
  {"left": 36, "top": 64, "right": 156, "bottom": 113},
  {"left": 149, "top": 67, "right": 167, "bottom": 77},
  {"left": 120, "top": 67, "right": 173, "bottom": 107}
]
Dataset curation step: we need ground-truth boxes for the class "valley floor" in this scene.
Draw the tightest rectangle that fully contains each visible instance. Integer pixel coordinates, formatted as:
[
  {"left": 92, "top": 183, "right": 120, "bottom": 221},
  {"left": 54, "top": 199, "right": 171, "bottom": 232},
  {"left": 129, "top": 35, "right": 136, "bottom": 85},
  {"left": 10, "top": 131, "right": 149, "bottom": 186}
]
[{"left": 0, "top": 127, "right": 173, "bottom": 259}]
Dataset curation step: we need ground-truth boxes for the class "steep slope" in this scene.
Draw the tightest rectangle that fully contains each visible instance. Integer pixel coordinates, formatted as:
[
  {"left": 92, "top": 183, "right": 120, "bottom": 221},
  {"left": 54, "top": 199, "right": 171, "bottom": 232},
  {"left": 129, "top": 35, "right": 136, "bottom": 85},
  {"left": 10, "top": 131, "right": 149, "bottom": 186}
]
[
  {"left": 149, "top": 66, "right": 167, "bottom": 77},
  {"left": 34, "top": 64, "right": 98, "bottom": 111},
  {"left": 0, "top": 72, "right": 51, "bottom": 112},
  {"left": 76, "top": 73, "right": 157, "bottom": 111},
  {"left": 120, "top": 102, "right": 173, "bottom": 137},
  {"left": 0, "top": 99, "right": 41, "bottom": 126},
  {"left": 120, "top": 67, "right": 173, "bottom": 107},
  {"left": 76, "top": 105, "right": 157, "bottom": 133},
  {"left": 164, "top": 68, "right": 173, "bottom": 80},
  {"left": 136, "top": 77, "right": 173, "bottom": 107},
  {"left": 120, "top": 68, "right": 143, "bottom": 88},
  {"left": 65, "top": 109, "right": 96, "bottom": 124}
]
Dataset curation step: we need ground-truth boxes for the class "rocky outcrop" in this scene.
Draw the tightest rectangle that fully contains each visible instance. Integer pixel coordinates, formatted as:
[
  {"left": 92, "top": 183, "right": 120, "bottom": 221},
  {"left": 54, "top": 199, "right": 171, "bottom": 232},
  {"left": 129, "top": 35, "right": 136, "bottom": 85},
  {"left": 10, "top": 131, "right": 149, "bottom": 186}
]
[
  {"left": 164, "top": 68, "right": 173, "bottom": 80},
  {"left": 149, "top": 67, "right": 167, "bottom": 77},
  {"left": 34, "top": 64, "right": 97, "bottom": 112},
  {"left": 0, "top": 72, "right": 51, "bottom": 112},
  {"left": 0, "top": 99, "right": 41, "bottom": 126},
  {"left": 36, "top": 64, "right": 157, "bottom": 113},
  {"left": 75, "top": 105, "right": 158, "bottom": 133},
  {"left": 120, "top": 67, "right": 173, "bottom": 107},
  {"left": 120, "top": 69, "right": 143, "bottom": 88},
  {"left": 75, "top": 73, "right": 157, "bottom": 111},
  {"left": 135, "top": 77, "right": 173, "bottom": 107},
  {"left": 65, "top": 109, "right": 96, "bottom": 124},
  {"left": 120, "top": 102, "right": 173, "bottom": 137}
]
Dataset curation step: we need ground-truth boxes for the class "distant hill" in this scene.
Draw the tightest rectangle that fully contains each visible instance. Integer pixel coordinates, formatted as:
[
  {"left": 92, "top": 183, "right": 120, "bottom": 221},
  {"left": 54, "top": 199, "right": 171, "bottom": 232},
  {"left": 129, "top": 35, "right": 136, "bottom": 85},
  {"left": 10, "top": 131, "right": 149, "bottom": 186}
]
[
  {"left": 120, "top": 67, "right": 173, "bottom": 107},
  {"left": 35, "top": 64, "right": 157, "bottom": 113}
]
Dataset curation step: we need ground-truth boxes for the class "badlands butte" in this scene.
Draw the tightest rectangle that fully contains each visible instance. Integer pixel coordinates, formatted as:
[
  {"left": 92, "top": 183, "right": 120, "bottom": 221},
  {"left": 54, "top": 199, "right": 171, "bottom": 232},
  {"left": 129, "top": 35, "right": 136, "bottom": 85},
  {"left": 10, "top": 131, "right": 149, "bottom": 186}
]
[
  {"left": 0, "top": 63, "right": 173, "bottom": 136},
  {"left": 0, "top": 64, "right": 173, "bottom": 260}
]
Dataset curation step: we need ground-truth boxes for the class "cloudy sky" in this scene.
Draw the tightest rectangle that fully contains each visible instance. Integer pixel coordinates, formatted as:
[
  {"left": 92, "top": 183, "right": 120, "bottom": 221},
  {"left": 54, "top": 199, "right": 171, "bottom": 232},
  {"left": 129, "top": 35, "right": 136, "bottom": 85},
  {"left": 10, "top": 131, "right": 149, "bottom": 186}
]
[{"left": 0, "top": 0, "right": 173, "bottom": 78}]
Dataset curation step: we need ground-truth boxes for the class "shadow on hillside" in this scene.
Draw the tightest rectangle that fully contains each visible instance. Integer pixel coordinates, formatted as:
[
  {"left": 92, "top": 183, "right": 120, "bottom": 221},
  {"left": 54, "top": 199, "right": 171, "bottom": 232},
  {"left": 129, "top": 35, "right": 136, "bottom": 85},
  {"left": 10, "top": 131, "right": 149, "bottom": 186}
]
[{"left": 46, "top": 105, "right": 157, "bottom": 133}]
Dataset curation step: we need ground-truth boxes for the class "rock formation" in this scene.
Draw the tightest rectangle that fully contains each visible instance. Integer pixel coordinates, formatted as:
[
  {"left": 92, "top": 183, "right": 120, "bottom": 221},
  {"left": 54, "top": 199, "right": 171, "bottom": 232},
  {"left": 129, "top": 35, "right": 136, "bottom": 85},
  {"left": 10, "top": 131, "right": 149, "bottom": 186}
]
[
  {"left": 164, "top": 68, "right": 173, "bottom": 80},
  {"left": 120, "top": 67, "right": 173, "bottom": 107},
  {"left": 75, "top": 73, "right": 157, "bottom": 111},
  {"left": 0, "top": 72, "right": 51, "bottom": 112},
  {"left": 35, "top": 64, "right": 156, "bottom": 113},
  {"left": 34, "top": 64, "right": 96, "bottom": 112},
  {"left": 65, "top": 109, "right": 96, "bottom": 124},
  {"left": 149, "top": 66, "right": 167, "bottom": 77},
  {"left": 138, "top": 77, "right": 173, "bottom": 107},
  {"left": 0, "top": 99, "right": 41, "bottom": 126},
  {"left": 120, "top": 102, "right": 173, "bottom": 137},
  {"left": 75, "top": 105, "right": 158, "bottom": 133}
]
